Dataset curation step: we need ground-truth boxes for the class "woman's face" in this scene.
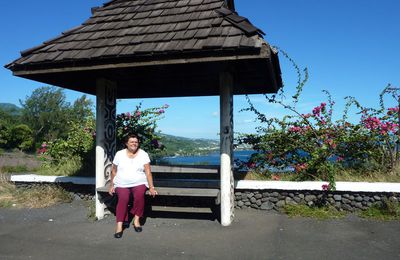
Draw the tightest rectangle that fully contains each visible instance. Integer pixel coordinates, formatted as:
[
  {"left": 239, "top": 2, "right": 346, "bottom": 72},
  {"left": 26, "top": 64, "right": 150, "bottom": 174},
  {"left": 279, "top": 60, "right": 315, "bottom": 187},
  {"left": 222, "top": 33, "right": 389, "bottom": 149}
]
[{"left": 126, "top": 137, "right": 139, "bottom": 152}]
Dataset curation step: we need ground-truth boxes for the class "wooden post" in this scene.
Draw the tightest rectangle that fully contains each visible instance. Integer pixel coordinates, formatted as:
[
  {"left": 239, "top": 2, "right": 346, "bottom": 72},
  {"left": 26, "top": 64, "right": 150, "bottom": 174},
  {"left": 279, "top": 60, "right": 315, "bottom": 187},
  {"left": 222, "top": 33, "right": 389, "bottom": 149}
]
[
  {"left": 95, "top": 78, "right": 116, "bottom": 220},
  {"left": 219, "top": 71, "right": 234, "bottom": 226}
]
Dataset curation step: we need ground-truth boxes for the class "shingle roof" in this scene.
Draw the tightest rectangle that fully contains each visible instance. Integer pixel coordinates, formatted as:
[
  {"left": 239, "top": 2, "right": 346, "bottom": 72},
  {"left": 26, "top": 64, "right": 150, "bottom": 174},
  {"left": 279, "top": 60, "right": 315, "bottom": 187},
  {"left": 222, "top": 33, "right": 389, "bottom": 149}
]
[
  {"left": 7, "top": 0, "right": 267, "bottom": 70},
  {"left": 5, "top": 0, "right": 282, "bottom": 98}
]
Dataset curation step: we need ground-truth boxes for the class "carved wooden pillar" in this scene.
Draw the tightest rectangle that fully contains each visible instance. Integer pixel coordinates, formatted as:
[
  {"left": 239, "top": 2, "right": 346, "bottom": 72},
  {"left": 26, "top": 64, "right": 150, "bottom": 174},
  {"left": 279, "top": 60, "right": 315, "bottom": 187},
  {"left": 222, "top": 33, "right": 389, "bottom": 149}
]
[{"left": 95, "top": 78, "right": 116, "bottom": 220}]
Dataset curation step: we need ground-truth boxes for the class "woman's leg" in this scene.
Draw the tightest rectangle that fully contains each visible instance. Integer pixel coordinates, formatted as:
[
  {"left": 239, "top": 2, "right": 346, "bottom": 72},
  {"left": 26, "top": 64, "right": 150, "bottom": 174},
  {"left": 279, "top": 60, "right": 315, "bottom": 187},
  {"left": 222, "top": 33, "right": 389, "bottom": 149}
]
[
  {"left": 130, "top": 184, "right": 147, "bottom": 226},
  {"left": 115, "top": 187, "right": 131, "bottom": 231}
]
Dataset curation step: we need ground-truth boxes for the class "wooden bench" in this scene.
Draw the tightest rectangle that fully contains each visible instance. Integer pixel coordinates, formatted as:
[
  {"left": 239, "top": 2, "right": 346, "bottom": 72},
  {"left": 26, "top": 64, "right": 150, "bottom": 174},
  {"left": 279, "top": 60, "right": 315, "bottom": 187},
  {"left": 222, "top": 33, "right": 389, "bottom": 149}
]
[{"left": 96, "top": 165, "right": 221, "bottom": 214}]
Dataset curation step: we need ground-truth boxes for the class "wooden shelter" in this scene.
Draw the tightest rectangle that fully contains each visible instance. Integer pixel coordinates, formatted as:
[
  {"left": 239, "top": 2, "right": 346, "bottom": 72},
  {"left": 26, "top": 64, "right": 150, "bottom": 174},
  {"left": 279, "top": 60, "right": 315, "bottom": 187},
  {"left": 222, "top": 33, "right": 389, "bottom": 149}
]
[{"left": 6, "top": 0, "right": 282, "bottom": 226}]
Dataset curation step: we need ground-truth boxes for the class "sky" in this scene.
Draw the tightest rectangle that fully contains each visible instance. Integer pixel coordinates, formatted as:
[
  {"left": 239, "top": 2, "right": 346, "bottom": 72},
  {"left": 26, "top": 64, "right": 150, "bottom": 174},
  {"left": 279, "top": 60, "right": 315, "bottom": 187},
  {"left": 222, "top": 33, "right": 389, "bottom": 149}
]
[{"left": 1, "top": 0, "right": 399, "bottom": 139}]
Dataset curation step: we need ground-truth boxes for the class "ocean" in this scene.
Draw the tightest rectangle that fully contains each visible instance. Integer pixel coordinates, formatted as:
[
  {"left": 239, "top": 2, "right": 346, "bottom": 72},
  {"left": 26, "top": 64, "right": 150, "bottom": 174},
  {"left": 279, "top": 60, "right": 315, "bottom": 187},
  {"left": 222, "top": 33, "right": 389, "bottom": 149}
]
[{"left": 159, "top": 150, "right": 254, "bottom": 166}]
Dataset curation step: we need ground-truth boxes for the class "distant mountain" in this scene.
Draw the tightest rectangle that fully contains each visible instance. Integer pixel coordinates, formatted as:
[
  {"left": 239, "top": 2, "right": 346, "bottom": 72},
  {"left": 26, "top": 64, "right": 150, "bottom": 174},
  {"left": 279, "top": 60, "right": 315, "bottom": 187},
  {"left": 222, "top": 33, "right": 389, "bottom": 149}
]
[
  {"left": 159, "top": 133, "right": 219, "bottom": 156},
  {"left": 0, "top": 103, "right": 21, "bottom": 115}
]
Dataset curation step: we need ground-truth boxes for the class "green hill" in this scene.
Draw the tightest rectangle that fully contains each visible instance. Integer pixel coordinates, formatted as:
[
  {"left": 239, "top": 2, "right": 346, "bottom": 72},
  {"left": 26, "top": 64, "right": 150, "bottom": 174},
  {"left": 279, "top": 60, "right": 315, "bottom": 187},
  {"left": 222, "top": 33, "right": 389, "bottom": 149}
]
[
  {"left": 0, "top": 103, "right": 21, "bottom": 116},
  {"left": 159, "top": 133, "right": 219, "bottom": 156}
]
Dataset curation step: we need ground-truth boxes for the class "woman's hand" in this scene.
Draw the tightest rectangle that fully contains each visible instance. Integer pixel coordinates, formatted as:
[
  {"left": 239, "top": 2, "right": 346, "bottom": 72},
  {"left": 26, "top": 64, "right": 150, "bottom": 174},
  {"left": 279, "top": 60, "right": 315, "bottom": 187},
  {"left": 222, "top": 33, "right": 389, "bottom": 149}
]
[
  {"left": 108, "top": 185, "right": 115, "bottom": 196},
  {"left": 149, "top": 187, "right": 158, "bottom": 197}
]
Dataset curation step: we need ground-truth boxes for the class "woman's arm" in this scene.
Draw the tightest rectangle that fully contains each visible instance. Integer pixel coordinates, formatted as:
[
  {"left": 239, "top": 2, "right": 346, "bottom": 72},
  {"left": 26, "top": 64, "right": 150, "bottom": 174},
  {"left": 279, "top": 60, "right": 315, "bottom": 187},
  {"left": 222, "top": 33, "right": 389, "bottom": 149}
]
[
  {"left": 144, "top": 163, "right": 157, "bottom": 197},
  {"left": 108, "top": 164, "right": 117, "bottom": 195}
]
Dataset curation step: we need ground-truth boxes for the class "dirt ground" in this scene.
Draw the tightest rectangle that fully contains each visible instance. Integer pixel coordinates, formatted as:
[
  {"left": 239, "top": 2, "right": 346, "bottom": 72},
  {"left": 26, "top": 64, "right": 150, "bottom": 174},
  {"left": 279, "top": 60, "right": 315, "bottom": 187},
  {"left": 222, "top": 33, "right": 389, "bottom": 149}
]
[{"left": 0, "top": 151, "right": 41, "bottom": 171}]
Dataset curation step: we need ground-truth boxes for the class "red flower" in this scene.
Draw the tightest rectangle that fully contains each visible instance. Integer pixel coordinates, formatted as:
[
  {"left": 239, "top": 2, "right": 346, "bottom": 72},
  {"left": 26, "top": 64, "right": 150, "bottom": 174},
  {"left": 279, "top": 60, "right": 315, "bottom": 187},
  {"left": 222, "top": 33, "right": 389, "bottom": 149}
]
[{"left": 271, "top": 175, "right": 281, "bottom": 181}]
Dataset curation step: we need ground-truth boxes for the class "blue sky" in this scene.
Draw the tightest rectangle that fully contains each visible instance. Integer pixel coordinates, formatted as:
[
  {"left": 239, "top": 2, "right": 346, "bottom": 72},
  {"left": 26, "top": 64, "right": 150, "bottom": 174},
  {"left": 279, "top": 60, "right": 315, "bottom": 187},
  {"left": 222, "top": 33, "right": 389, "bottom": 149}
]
[{"left": 1, "top": 0, "right": 399, "bottom": 139}]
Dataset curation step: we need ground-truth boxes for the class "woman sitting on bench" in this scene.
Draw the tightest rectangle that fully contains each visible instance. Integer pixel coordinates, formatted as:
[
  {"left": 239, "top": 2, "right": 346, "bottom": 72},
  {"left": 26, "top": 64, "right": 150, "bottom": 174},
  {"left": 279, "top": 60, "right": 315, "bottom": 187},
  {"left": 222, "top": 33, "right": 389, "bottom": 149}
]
[{"left": 109, "top": 134, "right": 157, "bottom": 238}]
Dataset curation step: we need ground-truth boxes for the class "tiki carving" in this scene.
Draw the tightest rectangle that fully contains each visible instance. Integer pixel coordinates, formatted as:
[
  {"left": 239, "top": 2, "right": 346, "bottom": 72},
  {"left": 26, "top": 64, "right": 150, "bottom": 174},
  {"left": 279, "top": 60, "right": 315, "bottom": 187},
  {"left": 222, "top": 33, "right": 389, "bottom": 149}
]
[{"left": 103, "top": 83, "right": 116, "bottom": 184}]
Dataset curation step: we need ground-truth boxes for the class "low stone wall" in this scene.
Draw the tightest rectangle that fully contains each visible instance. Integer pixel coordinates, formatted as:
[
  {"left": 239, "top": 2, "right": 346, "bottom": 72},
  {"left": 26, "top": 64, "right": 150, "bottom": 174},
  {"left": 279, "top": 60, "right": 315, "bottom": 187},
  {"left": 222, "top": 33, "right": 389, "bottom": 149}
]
[
  {"left": 235, "top": 190, "right": 400, "bottom": 212},
  {"left": 11, "top": 175, "right": 400, "bottom": 212}
]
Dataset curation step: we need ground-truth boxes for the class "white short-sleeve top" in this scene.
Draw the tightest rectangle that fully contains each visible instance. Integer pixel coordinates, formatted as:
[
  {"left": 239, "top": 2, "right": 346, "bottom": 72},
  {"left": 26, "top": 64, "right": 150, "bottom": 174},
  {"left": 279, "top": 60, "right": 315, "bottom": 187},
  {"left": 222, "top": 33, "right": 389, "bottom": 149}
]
[{"left": 112, "top": 148, "right": 151, "bottom": 188}]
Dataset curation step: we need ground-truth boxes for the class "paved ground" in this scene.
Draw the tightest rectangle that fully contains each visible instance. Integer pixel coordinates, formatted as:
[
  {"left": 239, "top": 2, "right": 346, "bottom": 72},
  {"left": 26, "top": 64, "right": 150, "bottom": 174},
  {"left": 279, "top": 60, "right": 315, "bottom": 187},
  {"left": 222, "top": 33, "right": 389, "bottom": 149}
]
[{"left": 0, "top": 200, "right": 399, "bottom": 260}]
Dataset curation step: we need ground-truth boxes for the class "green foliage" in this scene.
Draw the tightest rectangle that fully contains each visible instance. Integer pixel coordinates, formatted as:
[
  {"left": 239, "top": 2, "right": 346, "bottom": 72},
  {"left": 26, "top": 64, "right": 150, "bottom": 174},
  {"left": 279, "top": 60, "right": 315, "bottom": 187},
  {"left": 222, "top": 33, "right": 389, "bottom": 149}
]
[
  {"left": 20, "top": 86, "right": 69, "bottom": 143},
  {"left": 116, "top": 103, "right": 169, "bottom": 158},
  {"left": 9, "top": 124, "right": 34, "bottom": 151},
  {"left": 359, "top": 197, "right": 400, "bottom": 221},
  {"left": 86, "top": 201, "right": 96, "bottom": 221},
  {"left": 46, "top": 118, "right": 95, "bottom": 163},
  {"left": 1, "top": 165, "right": 30, "bottom": 173},
  {"left": 0, "top": 120, "right": 10, "bottom": 147},
  {"left": 0, "top": 182, "right": 72, "bottom": 208},
  {"left": 39, "top": 156, "right": 84, "bottom": 176},
  {"left": 41, "top": 117, "right": 95, "bottom": 176},
  {"left": 0, "top": 103, "right": 22, "bottom": 125},
  {"left": 20, "top": 86, "right": 93, "bottom": 146}
]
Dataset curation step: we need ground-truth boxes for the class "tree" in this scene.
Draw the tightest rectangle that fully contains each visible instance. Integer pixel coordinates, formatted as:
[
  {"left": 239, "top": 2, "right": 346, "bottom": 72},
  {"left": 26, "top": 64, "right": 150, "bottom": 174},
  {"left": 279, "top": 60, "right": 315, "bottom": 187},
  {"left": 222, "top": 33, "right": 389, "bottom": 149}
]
[
  {"left": 20, "top": 87, "right": 93, "bottom": 146},
  {"left": 9, "top": 124, "right": 34, "bottom": 151},
  {"left": 69, "top": 95, "right": 94, "bottom": 124}
]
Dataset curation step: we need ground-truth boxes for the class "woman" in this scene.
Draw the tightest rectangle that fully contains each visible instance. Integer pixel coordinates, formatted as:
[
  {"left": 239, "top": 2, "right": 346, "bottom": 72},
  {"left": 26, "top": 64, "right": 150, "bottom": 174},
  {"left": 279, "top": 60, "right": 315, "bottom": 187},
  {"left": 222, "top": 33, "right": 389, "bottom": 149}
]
[{"left": 108, "top": 134, "right": 157, "bottom": 238}]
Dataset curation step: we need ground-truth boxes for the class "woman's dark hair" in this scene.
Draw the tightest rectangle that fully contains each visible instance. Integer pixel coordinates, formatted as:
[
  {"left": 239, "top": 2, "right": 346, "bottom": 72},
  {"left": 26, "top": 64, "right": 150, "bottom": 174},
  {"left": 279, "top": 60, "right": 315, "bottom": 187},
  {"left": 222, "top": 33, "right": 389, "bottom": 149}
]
[{"left": 124, "top": 134, "right": 140, "bottom": 145}]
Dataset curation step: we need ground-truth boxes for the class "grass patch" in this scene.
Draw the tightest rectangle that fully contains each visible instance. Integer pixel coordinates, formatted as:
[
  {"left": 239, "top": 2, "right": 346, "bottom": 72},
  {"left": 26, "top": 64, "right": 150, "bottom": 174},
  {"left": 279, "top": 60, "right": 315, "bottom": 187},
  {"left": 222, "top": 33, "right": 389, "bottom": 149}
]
[
  {"left": 359, "top": 199, "right": 400, "bottom": 221},
  {"left": 1, "top": 165, "right": 33, "bottom": 173},
  {"left": 86, "top": 201, "right": 96, "bottom": 221},
  {"left": 241, "top": 169, "right": 400, "bottom": 183},
  {"left": 284, "top": 204, "right": 347, "bottom": 220},
  {"left": 335, "top": 169, "right": 400, "bottom": 183},
  {"left": 38, "top": 157, "right": 83, "bottom": 176},
  {"left": 0, "top": 181, "right": 72, "bottom": 208}
]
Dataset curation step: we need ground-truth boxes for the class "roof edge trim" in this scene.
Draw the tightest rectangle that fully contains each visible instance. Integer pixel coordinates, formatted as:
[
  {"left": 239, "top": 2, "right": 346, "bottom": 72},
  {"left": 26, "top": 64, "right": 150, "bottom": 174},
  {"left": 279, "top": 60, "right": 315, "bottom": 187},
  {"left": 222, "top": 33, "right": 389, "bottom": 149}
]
[{"left": 12, "top": 52, "right": 270, "bottom": 76}]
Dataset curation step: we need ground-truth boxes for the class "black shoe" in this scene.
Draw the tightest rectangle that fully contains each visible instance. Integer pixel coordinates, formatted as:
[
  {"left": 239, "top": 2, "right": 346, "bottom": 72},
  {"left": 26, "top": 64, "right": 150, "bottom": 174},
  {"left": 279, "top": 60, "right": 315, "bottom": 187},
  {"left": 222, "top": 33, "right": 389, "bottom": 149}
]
[
  {"left": 114, "top": 231, "right": 123, "bottom": 238},
  {"left": 122, "top": 221, "right": 130, "bottom": 229},
  {"left": 133, "top": 225, "right": 142, "bottom": 232}
]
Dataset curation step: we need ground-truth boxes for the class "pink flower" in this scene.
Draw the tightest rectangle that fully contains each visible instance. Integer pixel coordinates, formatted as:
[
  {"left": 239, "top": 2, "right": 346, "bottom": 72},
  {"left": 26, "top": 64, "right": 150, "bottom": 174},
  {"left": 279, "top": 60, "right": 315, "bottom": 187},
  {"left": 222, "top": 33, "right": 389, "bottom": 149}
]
[
  {"left": 363, "top": 116, "right": 381, "bottom": 130},
  {"left": 135, "top": 111, "right": 141, "bottom": 117},
  {"left": 289, "top": 126, "right": 302, "bottom": 133},
  {"left": 41, "top": 143, "right": 47, "bottom": 148},
  {"left": 295, "top": 163, "right": 308, "bottom": 173},
  {"left": 37, "top": 146, "right": 47, "bottom": 154},
  {"left": 126, "top": 112, "right": 131, "bottom": 119},
  {"left": 302, "top": 113, "right": 311, "bottom": 119},
  {"left": 324, "top": 139, "right": 337, "bottom": 149},
  {"left": 322, "top": 184, "right": 330, "bottom": 191},
  {"left": 336, "top": 156, "right": 344, "bottom": 162},
  {"left": 312, "top": 103, "right": 327, "bottom": 117},
  {"left": 271, "top": 175, "right": 281, "bottom": 181},
  {"left": 158, "top": 109, "right": 165, "bottom": 114},
  {"left": 387, "top": 107, "right": 399, "bottom": 115}
]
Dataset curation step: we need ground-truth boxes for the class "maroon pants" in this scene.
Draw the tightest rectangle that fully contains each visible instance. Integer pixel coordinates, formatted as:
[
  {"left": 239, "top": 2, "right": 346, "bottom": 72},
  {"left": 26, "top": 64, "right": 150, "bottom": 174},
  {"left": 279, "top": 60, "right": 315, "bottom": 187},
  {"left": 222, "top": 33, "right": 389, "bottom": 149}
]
[{"left": 115, "top": 184, "right": 147, "bottom": 223}]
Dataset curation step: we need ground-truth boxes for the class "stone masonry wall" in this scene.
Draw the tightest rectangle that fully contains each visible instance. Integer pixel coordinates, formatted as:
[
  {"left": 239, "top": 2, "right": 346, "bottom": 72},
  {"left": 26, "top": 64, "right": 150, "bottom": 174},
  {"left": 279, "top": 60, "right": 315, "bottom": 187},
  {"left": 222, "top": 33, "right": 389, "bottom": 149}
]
[
  {"left": 13, "top": 182, "right": 400, "bottom": 212},
  {"left": 235, "top": 189, "right": 400, "bottom": 212},
  {"left": 15, "top": 182, "right": 95, "bottom": 201}
]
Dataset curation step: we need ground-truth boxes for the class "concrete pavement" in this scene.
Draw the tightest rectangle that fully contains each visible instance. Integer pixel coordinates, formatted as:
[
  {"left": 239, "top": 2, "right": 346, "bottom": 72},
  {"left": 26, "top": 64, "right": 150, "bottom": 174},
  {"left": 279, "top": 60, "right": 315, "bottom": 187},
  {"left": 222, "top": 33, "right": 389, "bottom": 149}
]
[{"left": 0, "top": 200, "right": 399, "bottom": 260}]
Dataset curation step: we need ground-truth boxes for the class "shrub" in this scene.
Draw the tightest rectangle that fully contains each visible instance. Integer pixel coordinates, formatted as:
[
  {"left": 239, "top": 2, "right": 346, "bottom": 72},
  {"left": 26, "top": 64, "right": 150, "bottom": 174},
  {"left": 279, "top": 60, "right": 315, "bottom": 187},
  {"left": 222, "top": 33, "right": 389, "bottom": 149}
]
[
  {"left": 116, "top": 103, "right": 168, "bottom": 159},
  {"left": 9, "top": 124, "right": 34, "bottom": 151}
]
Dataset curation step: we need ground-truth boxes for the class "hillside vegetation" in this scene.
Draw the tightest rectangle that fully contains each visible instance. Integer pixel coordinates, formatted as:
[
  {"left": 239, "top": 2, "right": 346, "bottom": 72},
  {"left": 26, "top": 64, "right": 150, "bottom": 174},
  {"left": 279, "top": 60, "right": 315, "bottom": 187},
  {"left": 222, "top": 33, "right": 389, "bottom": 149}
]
[{"left": 159, "top": 133, "right": 219, "bottom": 156}]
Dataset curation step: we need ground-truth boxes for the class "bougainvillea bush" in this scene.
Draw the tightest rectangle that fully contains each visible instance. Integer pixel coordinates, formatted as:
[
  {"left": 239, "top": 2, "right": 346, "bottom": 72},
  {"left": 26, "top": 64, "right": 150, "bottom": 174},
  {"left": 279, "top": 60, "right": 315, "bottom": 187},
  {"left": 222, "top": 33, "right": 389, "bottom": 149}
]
[
  {"left": 116, "top": 103, "right": 168, "bottom": 158},
  {"left": 238, "top": 49, "right": 399, "bottom": 189}
]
